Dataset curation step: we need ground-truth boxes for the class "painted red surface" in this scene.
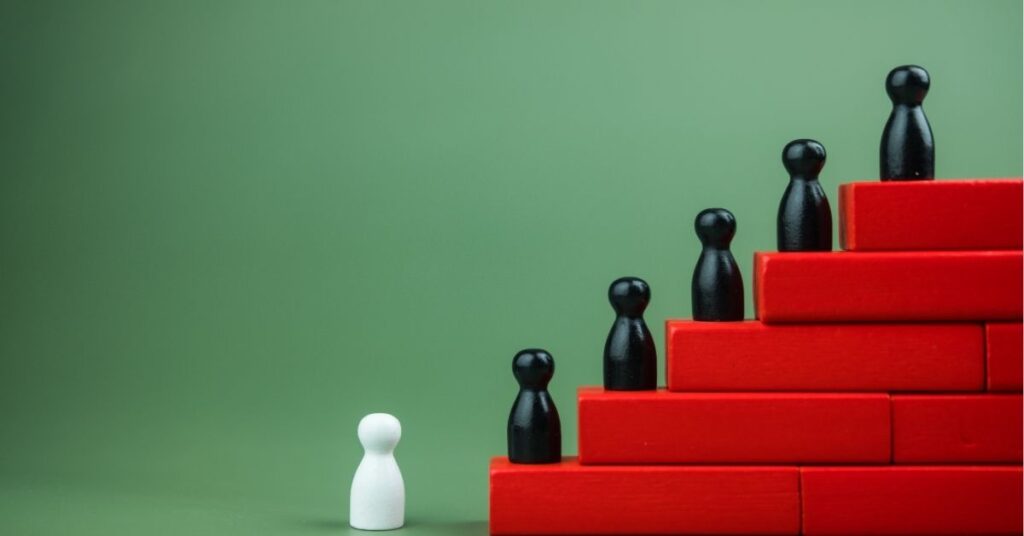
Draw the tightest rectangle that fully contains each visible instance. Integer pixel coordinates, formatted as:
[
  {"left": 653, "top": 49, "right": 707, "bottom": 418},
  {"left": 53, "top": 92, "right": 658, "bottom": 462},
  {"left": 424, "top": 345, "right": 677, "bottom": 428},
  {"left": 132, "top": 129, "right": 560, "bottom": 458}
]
[
  {"left": 576, "top": 388, "right": 890, "bottom": 464},
  {"left": 892, "top": 394, "right": 1023, "bottom": 463},
  {"left": 986, "top": 322, "right": 1023, "bottom": 391},
  {"left": 801, "top": 466, "right": 1024, "bottom": 535},
  {"left": 839, "top": 179, "right": 1023, "bottom": 251},
  {"left": 754, "top": 251, "right": 1023, "bottom": 322},
  {"left": 665, "top": 320, "right": 984, "bottom": 391},
  {"left": 489, "top": 457, "right": 799, "bottom": 535}
]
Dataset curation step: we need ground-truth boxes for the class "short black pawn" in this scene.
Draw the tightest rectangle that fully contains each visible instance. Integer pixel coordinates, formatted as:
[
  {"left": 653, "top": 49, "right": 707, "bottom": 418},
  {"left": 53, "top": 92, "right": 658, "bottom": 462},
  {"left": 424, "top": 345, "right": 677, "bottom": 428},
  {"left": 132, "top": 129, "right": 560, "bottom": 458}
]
[
  {"left": 507, "top": 349, "right": 561, "bottom": 464},
  {"left": 692, "top": 208, "right": 744, "bottom": 321},
  {"left": 880, "top": 65, "right": 934, "bottom": 181},
  {"left": 778, "top": 139, "right": 833, "bottom": 251},
  {"left": 603, "top": 277, "right": 657, "bottom": 391}
]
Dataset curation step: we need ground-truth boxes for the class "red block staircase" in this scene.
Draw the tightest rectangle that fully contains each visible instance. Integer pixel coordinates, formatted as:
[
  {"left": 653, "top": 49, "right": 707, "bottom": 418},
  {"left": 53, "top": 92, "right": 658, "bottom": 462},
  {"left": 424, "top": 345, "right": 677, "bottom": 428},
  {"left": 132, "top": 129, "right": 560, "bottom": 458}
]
[{"left": 489, "top": 179, "right": 1024, "bottom": 535}]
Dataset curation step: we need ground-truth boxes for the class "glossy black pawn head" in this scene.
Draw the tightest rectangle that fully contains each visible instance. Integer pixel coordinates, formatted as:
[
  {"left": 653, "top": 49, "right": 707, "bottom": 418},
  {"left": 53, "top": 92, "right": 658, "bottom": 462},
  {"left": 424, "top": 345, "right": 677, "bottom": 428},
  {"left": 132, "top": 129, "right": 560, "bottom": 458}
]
[
  {"left": 886, "top": 65, "right": 930, "bottom": 106},
  {"left": 782, "top": 139, "right": 826, "bottom": 180},
  {"left": 608, "top": 277, "right": 650, "bottom": 317},
  {"left": 695, "top": 208, "right": 736, "bottom": 249},
  {"left": 512, "top": 349, "right": 554, "bottom": 390}
]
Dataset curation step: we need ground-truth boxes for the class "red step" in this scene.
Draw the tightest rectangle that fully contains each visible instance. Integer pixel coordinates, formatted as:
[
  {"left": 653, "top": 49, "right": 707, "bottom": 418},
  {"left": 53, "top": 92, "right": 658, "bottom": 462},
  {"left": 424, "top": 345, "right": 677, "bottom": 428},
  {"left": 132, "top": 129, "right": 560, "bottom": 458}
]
[
  {"left": 801, "top": 466, "right": 1024, "bottom": 535},
  {"left": 839, "top": 179, "right": 1023, "bottom": 251},
  {"left": 577, "top": 388, "right": 890, "bottom": 464},
  {"left": 666, "top": 321, "right": 983, "bottom": 392},
  {"left": 754, "top": 251, "right": 1023, "bottom": 322},
  {"left": 489, "top": 457, "right": 800, "bottom": 535},
  {"left": 892, "top": 394, "right": 1023, "bottom": 463},
  {"left": 987, "top": 322, "right": 1023, "bottom": 391}
]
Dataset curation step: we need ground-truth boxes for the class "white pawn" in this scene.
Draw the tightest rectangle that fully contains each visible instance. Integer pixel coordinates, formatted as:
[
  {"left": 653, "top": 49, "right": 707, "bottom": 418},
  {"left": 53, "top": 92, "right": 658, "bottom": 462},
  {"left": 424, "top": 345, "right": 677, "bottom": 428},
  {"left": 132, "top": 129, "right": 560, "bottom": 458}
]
[{"left": 350, "top": 413, "right": 405, "bottom": 531}]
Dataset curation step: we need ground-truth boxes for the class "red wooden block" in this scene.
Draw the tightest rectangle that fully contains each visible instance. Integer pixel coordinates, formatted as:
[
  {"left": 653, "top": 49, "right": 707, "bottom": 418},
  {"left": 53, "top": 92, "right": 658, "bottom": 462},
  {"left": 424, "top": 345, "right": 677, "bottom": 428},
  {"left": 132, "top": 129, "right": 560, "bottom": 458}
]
[
  {"left": 801, "top": 466, "right": 1024, "bottom": 535},
  {"left": 987, "top": 322, "right": 1023, "bottom": 391},
  {"left": 892, "top": 395, "right": 1023, "bottom": 463},
  {"left": 666, "top": 320, "right": 984, "bottom": 392},
  {"left": 577, "top": 388, "right": 890, "bottom": 464},
  {"left": 754, "top": 251, "right": 1023, "bottom": 323},
  {"left": 840, "top": 179, "right": 1024, "bottom": 251},
  {"left": 489, "top": 457, "right": 799, "bottom": 535}
]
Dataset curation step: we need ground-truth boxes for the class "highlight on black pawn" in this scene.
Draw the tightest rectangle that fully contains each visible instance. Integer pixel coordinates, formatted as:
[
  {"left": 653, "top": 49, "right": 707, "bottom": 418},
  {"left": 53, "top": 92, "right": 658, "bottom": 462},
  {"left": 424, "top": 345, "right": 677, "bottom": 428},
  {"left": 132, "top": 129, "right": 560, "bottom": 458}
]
[
  {"left": 692, "top": 208, "right": 744, "bottom": 322},
  {"left": 507, "top": 348, "right": 562, "bottom": 464},
  {"left": 778, "top": 138, "right": 833, "bottom": 252},
  {"left": 603, "top": 276, "right": 657, "bottom": 391},
  {"left": 881, "top": 64, "right": 934, "bottom": 181}
]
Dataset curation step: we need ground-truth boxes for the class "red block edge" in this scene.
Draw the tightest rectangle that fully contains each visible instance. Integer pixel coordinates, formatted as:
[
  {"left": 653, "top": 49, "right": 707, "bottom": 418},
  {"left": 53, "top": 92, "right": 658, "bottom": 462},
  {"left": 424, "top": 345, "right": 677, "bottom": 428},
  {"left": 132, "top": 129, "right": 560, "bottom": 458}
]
[
  {"left": 754, "top": 251, "right": 1024, "bottom": 322},
  {"left": 840, "top": 178, "right": 1024, "bottom": 251},
  {"left": 665, "top": 320, "right": 984, "bottom": 391},
  {"left": 801, "top": 466, "right": 1024, "bottom": 535},
  {"left": 892, "top": 394, "right": 1023, "bottom": 463},
  {"left": 987, "top": 322, "right": 1023, "bottom": 391},
  {"left": 489, "top": 457, "right": 800, "bottom": 535},
  {"left": 577, "top": 388, "right": 891, "bottom": 464}
]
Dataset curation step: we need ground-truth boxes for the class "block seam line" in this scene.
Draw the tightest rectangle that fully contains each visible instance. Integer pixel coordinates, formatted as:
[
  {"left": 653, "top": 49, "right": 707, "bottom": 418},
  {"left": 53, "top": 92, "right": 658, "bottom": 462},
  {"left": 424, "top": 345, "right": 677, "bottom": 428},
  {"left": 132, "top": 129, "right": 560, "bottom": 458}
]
[
  {"left": 982, "top": 322, "right": 989, "bottom": 391},
  {"left": 798, "top": 466, "right": 805, "bottom": 536},
  {"left": 889, "top": 393, "right": 895, "bottom": 465}
]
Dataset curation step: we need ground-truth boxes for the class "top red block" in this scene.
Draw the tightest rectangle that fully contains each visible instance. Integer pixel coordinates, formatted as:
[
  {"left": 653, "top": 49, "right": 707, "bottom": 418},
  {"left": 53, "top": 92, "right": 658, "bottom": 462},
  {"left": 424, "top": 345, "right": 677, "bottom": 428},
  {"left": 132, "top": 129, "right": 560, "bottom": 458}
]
[{"left": 840, "top": 179, "right": 1023, "bottom": 251}]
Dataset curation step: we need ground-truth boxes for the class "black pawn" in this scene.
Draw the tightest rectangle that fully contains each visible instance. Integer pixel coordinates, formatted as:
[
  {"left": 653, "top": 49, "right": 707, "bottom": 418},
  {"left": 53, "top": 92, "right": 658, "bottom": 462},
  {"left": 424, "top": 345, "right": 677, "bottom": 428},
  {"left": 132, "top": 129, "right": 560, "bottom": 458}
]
[
  {"left": 507, "top": 349, "right": 561, "bottom": 464},
  {"left": 880, "top": 65, "right": 934, "bottom": 181},
  {"left": 778, "top": 139, "right": 833, "bottom": 251},
  {"left": 692, "top": 208, "right": 744, "bottom": 321},
  {"left": 603, "top": 277, "right": 657, "bottom": 391}
]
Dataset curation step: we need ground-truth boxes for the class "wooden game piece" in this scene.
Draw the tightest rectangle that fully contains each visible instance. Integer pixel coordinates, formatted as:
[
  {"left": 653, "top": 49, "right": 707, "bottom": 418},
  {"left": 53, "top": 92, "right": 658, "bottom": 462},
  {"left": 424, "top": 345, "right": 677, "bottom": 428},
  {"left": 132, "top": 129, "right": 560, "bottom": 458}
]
[
  {"left": 692, "top": 208, "right": 744, "bottom": 321},
  {"left": 986, "top": 322, "right": 1023, "bottom": 391},
  {"left": 350, "top": 413, "right": 405, "bottom": 530},
  {"left": 507, "top": 349, "right": 561, "bottom": 464},
  {"left": 754, "top": 251, "right": 1023, "bottom": 322},
  {"left": 880, "top": 65, "right": 934, "bottom": 181},
  {"left": 778, "top": 139, "right": 832, "bottom": 251},
  {"left": 840, "top": 179, "right": 1024, "bottom": 251},
  {"left": 490, "top": 457, "right": 800, "bottom": 535},
  {"left": 576, "top": 388, "right": 890, "bottom": 464},
  {"left": 892, "top": 394, "right": 1023, "bottom": 463},
  {"left": 665, "top": 321, "right": 984, "bottom": 392},
  {"left": 603, "top": 277, "right": 657, "bottom": 390},
  {"left": 801, "top": 466, "right": 1023, "bottom": 535}
]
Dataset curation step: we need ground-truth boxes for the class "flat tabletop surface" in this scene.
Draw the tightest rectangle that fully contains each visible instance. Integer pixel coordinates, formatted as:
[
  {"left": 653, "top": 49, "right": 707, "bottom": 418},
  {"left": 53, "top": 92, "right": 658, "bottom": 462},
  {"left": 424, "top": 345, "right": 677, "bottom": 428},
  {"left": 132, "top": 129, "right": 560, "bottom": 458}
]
[{"left": 1, "top": 476, "right": 487, "bottom": 536}]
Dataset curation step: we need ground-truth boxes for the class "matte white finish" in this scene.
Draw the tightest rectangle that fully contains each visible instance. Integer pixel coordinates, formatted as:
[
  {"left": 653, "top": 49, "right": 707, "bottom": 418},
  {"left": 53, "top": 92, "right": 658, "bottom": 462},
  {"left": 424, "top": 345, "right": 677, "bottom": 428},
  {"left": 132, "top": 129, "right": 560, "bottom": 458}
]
[{"left": 350, "top": 413, "right": 405, "bottom": 531}]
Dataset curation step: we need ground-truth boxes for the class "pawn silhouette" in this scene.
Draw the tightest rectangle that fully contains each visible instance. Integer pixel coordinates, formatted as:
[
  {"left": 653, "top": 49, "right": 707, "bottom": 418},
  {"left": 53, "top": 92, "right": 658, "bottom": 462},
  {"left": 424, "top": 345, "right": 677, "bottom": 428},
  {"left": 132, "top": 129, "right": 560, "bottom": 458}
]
[
  {"left": 507, "top": 349, "right": 561, "bottom": 464},
  {"left": 778, "top": 139, "right": 833, "bottom": 251},
  {"left": 350, "top": 413, "right": 405, "bottom": 531},
  {"left": 881, "top": 65, "right": 934, "bottom": 181},
  {"left": 604, "top": 277, "right": 657, "bottom": 390},
  {"left": 692, "top": 208, "right": 744, "bottom": 321}
]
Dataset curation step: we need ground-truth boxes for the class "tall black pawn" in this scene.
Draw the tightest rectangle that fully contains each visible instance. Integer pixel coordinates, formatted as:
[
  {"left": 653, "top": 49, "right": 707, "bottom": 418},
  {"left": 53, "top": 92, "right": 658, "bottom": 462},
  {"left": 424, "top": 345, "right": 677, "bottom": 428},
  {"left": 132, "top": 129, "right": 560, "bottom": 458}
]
[
  {"left": 692, "top": 208, "right": 744, "bottom": 321},
  {"left": 507, "top": 349, "right": 561, "bottom": 464},
  {"left": 880, "top": 65, "right": 934, "bottom": 181},
  {"left": 603, "top": 277, "right": 657, "bottom": 391},
  {"left": 778, "top": 139, "right": 833, "bottom": 251}
]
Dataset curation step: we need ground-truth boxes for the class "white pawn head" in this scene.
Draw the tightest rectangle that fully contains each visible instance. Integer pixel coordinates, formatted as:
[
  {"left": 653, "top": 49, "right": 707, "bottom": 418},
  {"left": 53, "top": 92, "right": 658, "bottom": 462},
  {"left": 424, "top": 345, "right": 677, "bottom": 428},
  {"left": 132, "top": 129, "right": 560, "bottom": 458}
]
[{"left": 358, "top": 413, "right": 401, "bottom": 454}]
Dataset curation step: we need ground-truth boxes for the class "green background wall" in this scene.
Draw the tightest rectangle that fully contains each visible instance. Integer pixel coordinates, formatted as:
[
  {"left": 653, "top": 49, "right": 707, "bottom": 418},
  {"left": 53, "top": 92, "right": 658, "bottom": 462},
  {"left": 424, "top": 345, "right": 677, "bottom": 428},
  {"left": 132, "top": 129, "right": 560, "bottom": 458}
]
[{"left": 1, "top": 1, "right": 1021, "bottom": 534}]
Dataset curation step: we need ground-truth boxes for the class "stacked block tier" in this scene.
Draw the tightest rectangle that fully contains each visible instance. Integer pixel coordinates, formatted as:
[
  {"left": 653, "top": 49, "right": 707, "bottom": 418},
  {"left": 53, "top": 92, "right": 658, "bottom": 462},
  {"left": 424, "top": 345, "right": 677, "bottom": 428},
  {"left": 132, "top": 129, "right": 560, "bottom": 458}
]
[
  {"left": 577, "top": 388, "right": 890, "bottom": 464},
  {"left": 754, "top": 251, "right": 1023, "bottom": 322},
  {"left": 491, "top": 459, "right": 1023, "bottom": 535},
  {"left": 839, "top": 179, "right": 1023, "bottom": 251},
  {"left": 578, "top": 388, "right": 1022, "bottom": 465},
  {"left": 665, "top": 321, "right": 984, "bottom": 391},
  {"left": 489, "top": 457, "right": 800, "bottom": 535}
]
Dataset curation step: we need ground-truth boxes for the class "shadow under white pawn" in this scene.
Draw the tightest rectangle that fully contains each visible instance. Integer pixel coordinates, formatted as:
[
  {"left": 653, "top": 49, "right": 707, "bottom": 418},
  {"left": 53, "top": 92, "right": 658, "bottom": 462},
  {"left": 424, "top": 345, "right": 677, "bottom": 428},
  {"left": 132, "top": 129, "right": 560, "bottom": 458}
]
[{"left": 350, "top": 413, "right": 405, "bottom": 531}]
